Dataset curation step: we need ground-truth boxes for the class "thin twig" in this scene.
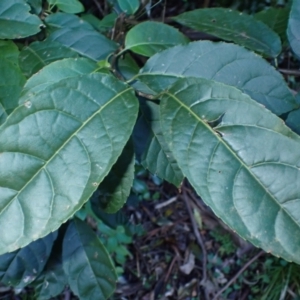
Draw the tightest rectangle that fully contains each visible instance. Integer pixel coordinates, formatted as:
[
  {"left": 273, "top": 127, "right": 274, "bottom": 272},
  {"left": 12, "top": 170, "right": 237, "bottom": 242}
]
[
  {"left": 212, "top": 250, "right": 264, "bottom": 300},
  {"left": 92, "top": 0, "right": 104, "bottom": 16},
  {"left": 164, "top": 254, "right": 178, "bottom": 283},
  {"left": 155, "top": 196, "right": 177, "bottom": 209},
  {"left": 278, "top": 68, "right": 300, "bottom": 77},
  {"left": 182, "top": 185, "right": 209, "bottom": 300}
]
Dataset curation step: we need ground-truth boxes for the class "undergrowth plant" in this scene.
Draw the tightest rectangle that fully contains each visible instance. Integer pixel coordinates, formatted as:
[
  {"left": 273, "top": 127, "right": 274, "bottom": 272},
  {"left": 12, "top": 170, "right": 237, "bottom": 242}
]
[{"left": 0, "top": 0, "right": 300, "bottom": 299}]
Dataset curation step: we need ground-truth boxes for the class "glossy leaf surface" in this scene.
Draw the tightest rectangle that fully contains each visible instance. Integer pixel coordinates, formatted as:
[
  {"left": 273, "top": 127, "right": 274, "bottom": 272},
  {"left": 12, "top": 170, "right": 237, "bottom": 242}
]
[
  {"left": 0, "top": 232, "right": 57, "bottom": 289},
  {"left": 125, "top": 21, "right": 189, "bottom": 57},
  {"left": 173, "top": 8, "right": 281, "bottom": 57},
  {"left": 48, "top": 0, "right": 84, "bottom": 14},
  {"left": 138, "top": 41, "right": 296, "bottom": 115},
  {"left": 19, "top": 40, "right": 79, "bottom": 78},
  {"left": 135, "top": 99, "right": 184, "bottom": 187},
  {"left": 160, "top": 77, "right": 300, "bottom": 263},
  {"left": 63, "top": 218, "right": 117, "bottom": 300},
  {"left": 0, "top": 0, "right": 42, "bottom": 39},
  {"left": 287, "top": 0, "right": 300, "bottom": 59},
  {"left": 0, "top": 73, "right": 138, "bottom": 254},
  {"left": 97, "top": 140, "right": 135, "bottom": 213},
  {"left": 20, "top": 58, "right": 97, "bottom": 103}
]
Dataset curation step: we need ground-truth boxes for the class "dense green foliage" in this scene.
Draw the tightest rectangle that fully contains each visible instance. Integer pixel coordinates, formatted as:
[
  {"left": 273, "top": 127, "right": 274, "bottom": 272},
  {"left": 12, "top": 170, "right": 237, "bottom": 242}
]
[{"left": 0, "top": 0, "right": 300, "bottom": 299}]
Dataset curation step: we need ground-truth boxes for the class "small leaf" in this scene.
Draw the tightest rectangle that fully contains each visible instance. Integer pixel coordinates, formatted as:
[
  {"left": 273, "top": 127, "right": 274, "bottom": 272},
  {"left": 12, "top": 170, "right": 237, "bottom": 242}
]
[
  {"left": 255, "top": 7, "right": 290, "bottom": 44},
  {"left": 96, "top": 139, "right": 135, "bottom": 213},
  {"left": 19, "top": 40, "right": 79, "bottom": 78},
  {"left": 81, "top": 12, "right": 117, "bottom": 33},
  {"left": 117, "top": 0, "right": 139, "bottom": 15},
  {"left": 160, "top": 77, "right": 300, "bottom": 263},
  {"left": 287, "top": 0, "right": 300, "bottom": 59},
  {"left": 20, "top": 57, "right": 97, "bottom": 103},
  {"left": 0, "top": 73, "right": 138, "bottom": 254},
  {"left": 125, "top": 21, "right": 189, "bottom": 57},
  {"left": 0, "top": 232, "right": 57, "bottom": 289},
  {"left": 134, "top": 99, "right": 184, "bottom": 187},
  {"left": 63, "top": 218, "right": 117, "bottom": 300},
  {"left": 173, "top": 8, "right": 281, "bottom": 57},
  {"left": 0, "top": 0, "right": 43, "bottom": 39},
  {"left": 138, "top": 41, "right": 296, "bottom": 115},
  {"left": 48, "top": 0, "right": 84, "bottom": 14}
]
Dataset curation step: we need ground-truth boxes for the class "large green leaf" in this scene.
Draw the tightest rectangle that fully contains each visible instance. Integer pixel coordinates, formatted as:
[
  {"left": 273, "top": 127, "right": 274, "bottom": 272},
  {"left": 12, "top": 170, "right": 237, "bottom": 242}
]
[
  {"left": 26, "top": 0, "right": 42, "bottom": 14},
  {"left": 0, "top": 0, "right": 43, "bottom": 39},
  {"left": 287, "top": 0, "right": 300, "bottom": 59},
  {"left": 255, "top": 7, "right": 290, "bottom": 44},
  {"left": 96, "top": 140, "right": 135, "bottom": 213},
  {"left": 117, "top": 0, "right": 139, "bottom": 15},
  {"left": 172, "top": 8, "right": 281, "bottom": 57},
  {"left": 20, "top": 57, "right": 97, "bottom": 103},
  {"left": 137, "top": 41, "right": 296, "bottom": 115},
  {"left": 48, "top": 0, "right": 84, "bottom": 14},
  {"left": 160, "top": 77, "right": 300, "bottom": 263},
  {"left": 0, "top": 232, "right": 57, "bottom": 289},
  {"left": 134, "top": 99, "right": 184, "bottom": 187},
  {"left": 63, "top": 218, "right": 117, "bottom": 300},
  {"left": 286, "top": 94, "right": 300, "bottom": 135},
  {"left": 19, "top": 40, "right": 79, "bottom": 78},
  {"left": 0, "top": 73, "right": 138, "bottom": 254},
  {"left": 125, "top": 21, "right": 189, "bottom": 57},
  {"left": 0, "top": 56, "right": 26, "bottom": 123}
]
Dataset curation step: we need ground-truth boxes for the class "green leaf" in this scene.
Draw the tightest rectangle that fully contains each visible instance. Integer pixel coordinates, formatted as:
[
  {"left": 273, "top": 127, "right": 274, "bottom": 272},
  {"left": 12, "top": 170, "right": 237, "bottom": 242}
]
[
  {"left": 117, "top": 0, "right": 139, "bottom": 15},
  {"left": 0, "top": 73, "right": 138, "bottom": 254},
  {"left": 91, "top": 193, "right": 128, "bottom": 229},
  {"left": 34, "top": 248, "right": 66, "bottom": 300},
  {"left": 20, "top": 57, "right": 97, "bottom": 103},
  {"left": 160, "top": 77, "right": 300, "bottom": 263},
  {"left": 286, "top": 94, "right": 300, "bottom": 134},
  {"left": 0, "top": 0, "right": 43, "bottom": 39},
  {"left": 0, "top": 232, "right": 57, "bottom": 289},
  {"left": 134, "top": 99, "right": 184, "bottom": 187},
  {"left": 138, "top": 41, "right": 296, "bottom": 115},
  {"left": 287, "top": 0, "right": 300, "bottom": 59},
  {"left": 81, "top": 12, "right": 118, "bottom": 33},
  {"left": 0, "top": 56, "right": 26, "bottom": 122},
  {"left": 48, "top": 27, "right": 118, "bottom": 61},
  {"left": 96, "top": 140, "right": 135, "bottom": 213},
  {"left": 48, "top": 0, "right": 84, "bottom": 14},
  {"left": 63, "top": 218, "right": 117, "bottom": 300},
  {"left": 172, "top": 8, "right": 281, "bottom": 57},
  {"left": 19, "top": 40, "right": 79, "bottom": 78},
  {"left": 26, "top": 0, "right": 42, "bottom": 14},
  {"left": 125, "top": 21, "right": 189, "bottom": 57},
  {"left": 0, "top": 40, "right": 20, "bottom": 64},
  {"left": 35, "top": 261, "right": 66, "bottom": 300},
  {"left": 45, "top": 13, "right": 94, "bottom": 30},
  {"left": 255, "top": 7, "right": 290, "bottom": 44}
]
